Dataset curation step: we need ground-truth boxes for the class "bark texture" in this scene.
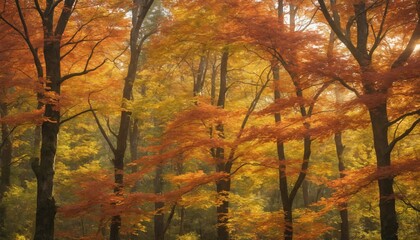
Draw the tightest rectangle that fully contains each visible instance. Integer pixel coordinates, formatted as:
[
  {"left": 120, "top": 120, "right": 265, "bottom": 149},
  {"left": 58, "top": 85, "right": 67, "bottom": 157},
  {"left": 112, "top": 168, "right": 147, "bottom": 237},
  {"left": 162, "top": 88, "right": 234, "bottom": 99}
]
[
  {"left": 215, "top": 49, "right": 230, "bottom": 240},
  {"left": 0, "top": 102, "right": 12, "bottom": 239}
]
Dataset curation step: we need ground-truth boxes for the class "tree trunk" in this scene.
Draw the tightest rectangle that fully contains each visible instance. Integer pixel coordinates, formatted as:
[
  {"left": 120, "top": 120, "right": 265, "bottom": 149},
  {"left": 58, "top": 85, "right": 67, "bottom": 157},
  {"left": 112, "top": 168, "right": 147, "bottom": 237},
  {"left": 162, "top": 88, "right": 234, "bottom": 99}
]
[
  {"left": 110, "top": 57, "right": 138, "bottom": 240},
  {"left": 110, "top": 2, "right": 154, "bottom": 237},
  {"left": 154, "top": 165, "right": 165, "bottom": 240},
  {"left": 193, "top": 56, "right": 207, "bottom": 96},
  {"left": 33, "top": 38, "right": 61, "bottom": 240},
  {"left": 129, "top": 119, "right": 139, "bottom": 173},
  {"left": 334, "top": 132, "right": 349, "bottom": 240},
  {"left": 301, "top": 136, "right": 311, "bottom": 207},
  {"left": 0, "top": 102, "right": 12, "bottom": 239},
  {"left": 272, "top": 61, "right": 293, "bottom": 240},
  {"left": 369, "top": 105, "right": 397, "bottom": 240},
  {"left": 216, "top": 176, "right": 231, "bottom": 240},
  {"left": 215, "top": 49, "right": 230, "bottom": 240}
]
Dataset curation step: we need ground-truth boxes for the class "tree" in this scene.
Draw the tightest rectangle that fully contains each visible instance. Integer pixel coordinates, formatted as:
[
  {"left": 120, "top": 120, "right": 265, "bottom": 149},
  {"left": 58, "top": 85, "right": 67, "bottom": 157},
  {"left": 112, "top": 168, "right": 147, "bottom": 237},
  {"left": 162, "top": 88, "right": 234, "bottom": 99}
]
[
  {"left": 1, "top": 0, "right": 123, "bottom": 238},
  {"left": 88, "top": 0, "right": 155, "bottom": 239},
  {"left": 318, "top": 0, "right": 420, "bottom": 239}
]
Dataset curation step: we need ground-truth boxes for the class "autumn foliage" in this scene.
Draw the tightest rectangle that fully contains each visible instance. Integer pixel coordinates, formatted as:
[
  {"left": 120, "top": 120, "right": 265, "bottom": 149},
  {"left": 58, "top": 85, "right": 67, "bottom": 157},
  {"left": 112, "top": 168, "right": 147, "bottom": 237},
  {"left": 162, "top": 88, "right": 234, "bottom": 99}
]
[{"left": 0, "top": 0, "right": 419, "bottom": 239}]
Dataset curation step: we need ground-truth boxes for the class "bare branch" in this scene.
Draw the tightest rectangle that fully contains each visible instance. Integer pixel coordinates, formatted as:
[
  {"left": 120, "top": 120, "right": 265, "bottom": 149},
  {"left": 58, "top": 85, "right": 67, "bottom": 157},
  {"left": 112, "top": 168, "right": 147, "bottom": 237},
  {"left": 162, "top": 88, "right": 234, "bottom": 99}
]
[
  {"left": 61, "top": 36, "right": 109, "bottom": 83},
  {"left": 387, "top": 118, "right": 420, "bottom": 154},
  {"left": 391, "top": 18, "right": 420, "bottom": 69},
  {"left": 0, "top": 1, "right": 43, "bottom": 77},
  {"left": 308, "top": 81, "right": 333, "bottom": 116},
  {"left": 318, "top": 0, "right": 367, "bottom": 65},
  {"left": 395, "top": 182, "right": 420, "bottom": 212},
  {"left": 61, "top": 59, "right": 107, "bottom": 82},
  {"left": 34, "top": 0, "right": 44, "bottom": 17},
  {"left": 61, "top": 14, "right": 110, "bottom": 48},
  {"left": 60, "top": 35, "right": 89, "bottom": 60},
  {"left": 333, "top": 76, "right": 361, "bottom": 97},
  {"left": 297, "top": 6, "right": 319, "bottom": 32},
  {"left": 163, "top": 203, "right": 177, "bottom": 234},
  {"left": 106, "top": 117, "right": 118, "bottom": 138},
  {"left": 136, "top": 29, "right": 157, "bottom": 54},
  {"left": 60, "top": 109, "right": 94, "bottom": 125},
  {"left": 388, "top": 109, "right": 420, "bottom": 126},
  {"left": 369, "top": 0, "right": 389, "bottom": 56},
  {"left": 88, "top": 93, "right": 116, "bottom": 154}
]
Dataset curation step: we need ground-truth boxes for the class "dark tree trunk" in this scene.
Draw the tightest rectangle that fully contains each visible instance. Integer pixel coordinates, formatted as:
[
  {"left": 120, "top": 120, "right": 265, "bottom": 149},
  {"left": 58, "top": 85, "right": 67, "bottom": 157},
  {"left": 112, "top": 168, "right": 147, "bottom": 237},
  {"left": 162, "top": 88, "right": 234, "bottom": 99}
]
[
  {"left": 109, "top": 2, "right": 154, "bottom": 238},
  {"left": 216, "top": 175, "right": 231, "bottom": 240},
  {"left": 193, "top": 56, "right": 207, "bottom": 96},
  {"left": 272, "top": 61, "right": 293, "bottom": 240},
  {"left": 369, "top": 105, "right": 397, "bottom": 240},
  {"left": 334, "top": 132, "right": 349, "bottom": 240},
  {"left": 215, "top": 49, "right": 230, "bottom": 240},
  {"left": 326, "top": 4, "right": 350, "bottom": 237},
  {"left": 0, "top": 102, "right": 12, "bottom": 238},
  {"left": 210, "top": 59, "right": 217, "bottom": 105},
  {"left": 301, "top": 136, "right": 311, "bottom": 207},
  {"left": 33, "top": 39, "right": 61, "bottom": 240},
  {"left": 154, "top": 165, "right": 165, "bottom": 240},
  {"left": 273, "top": 2, "right": 294, "bottom": 239},
  {"left": 129, "top": 119, "right": 139, "bottom": 162},
  {"left": 110, "top": 54, "right": 137, "bottom": 240},
  {"left": 30, "top": 1, "right": 77, "bottom": 238}
]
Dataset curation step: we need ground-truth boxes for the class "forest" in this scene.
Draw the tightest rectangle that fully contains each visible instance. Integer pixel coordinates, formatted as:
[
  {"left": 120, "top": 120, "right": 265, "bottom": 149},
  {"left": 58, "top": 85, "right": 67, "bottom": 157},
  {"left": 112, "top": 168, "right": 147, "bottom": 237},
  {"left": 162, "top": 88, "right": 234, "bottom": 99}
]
[{"left": 0, "top": 0, "right": 419, "bottom": 239}]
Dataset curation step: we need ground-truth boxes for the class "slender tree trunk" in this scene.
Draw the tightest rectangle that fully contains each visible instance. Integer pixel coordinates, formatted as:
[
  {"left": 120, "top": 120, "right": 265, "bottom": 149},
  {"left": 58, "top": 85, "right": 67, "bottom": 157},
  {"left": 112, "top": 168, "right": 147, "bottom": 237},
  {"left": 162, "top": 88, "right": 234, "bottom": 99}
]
[
  {"left": 273, "top": 2, "right": 294, "bottom": 239},
  {"left": 272, "top": 61, "right": 293, "bottom": 240},
  {"left": 334, "top": 132, "right": 349, "bottom": 240},
  {"left": 0, "top": 102, "right": 12, "bottom": 238},
  {"left": 129, "top": 119, "right": 139, "bottom": 173},
  {"left": 110, "top": 2, "right": 154, "bottom": 238},
  {"left": 193, "top": 56, "right": 207, "bottom": 97},
  {"left": 110, "top": 56, "right": 138, "bottom": 240},
  {"left": 215, "top": 49, "right": 230, "bottom": 240},
  {"left": 154, "top": 165, "right": 165, "bottom": 240},
  {"left": 210, "top": 59, "right": 217, "bottom": 105},
  {"left": 301, "top": 136, "right": 311, "bottom": 207}
]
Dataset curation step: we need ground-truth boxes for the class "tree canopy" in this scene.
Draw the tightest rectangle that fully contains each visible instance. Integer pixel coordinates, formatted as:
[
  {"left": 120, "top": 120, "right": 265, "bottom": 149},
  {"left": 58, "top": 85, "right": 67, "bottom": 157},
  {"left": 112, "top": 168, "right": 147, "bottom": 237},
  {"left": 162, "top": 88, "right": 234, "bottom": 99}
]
[{"left": 0, "top": 0, "right": 419, "bottom": 239}]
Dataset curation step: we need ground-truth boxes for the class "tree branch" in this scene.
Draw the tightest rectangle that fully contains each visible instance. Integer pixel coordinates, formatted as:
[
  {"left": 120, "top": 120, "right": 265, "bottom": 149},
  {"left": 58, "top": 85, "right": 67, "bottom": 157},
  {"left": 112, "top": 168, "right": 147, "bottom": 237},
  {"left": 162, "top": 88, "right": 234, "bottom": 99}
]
[
  {"left": 88, "top": 93, "right": 116, "bottom": 154},
  {"left": 391, "top": 15, "right": 420, "bottom": 69},
  {"left": 34, "top": 0, "right": 44, "bottom": 17},
  {"left": 333, "top": 76, "right": 361, "bottom": 97},
  {"left": 55, "top": 0, "right": 76, "bottom": 36},
  {"left": 387, "top": 118, "right": 420, "bottom": 154},
  {"left": 388, "top": 109, "right": 420, "bottom": 127},
  {"left": 61, "top": 59, "right": 107, "bottom": 82},
  {"left": 369, "top": 0, "right": 389, "bottom": 56},
  {"left": 61, "top": 35, "right": 109, "bottom": 82},
  {"left": 106, "top": 117, "right": 118, "bottom": 138},
  {"left": 308, "top": 81, "right": 333, "bottom": 116},
  {"left": 59, "top": 109, "right": 94, "bottom": 125},
  {"left": 163, "top": 203, "right": 177, "bottom": 234},
  {"left": 318, "top": 0, "right": 366, "bottom": 65}
]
